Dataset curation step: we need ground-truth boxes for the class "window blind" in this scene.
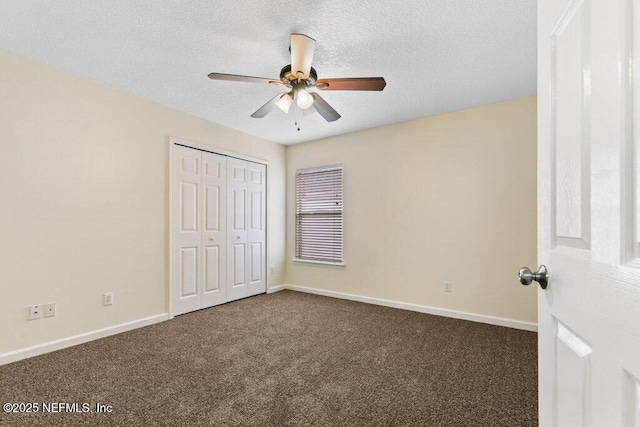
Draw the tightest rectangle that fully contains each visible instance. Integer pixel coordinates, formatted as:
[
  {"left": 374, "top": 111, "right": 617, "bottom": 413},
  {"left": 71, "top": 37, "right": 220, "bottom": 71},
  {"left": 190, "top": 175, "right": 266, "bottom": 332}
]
[{"left": 295, "top": 166, "right": 343, "bottom": 263}]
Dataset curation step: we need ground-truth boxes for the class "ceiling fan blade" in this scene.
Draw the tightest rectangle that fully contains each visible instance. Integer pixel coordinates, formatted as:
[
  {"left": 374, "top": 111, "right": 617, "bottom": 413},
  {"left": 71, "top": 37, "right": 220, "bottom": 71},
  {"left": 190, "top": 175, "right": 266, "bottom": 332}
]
[
  {"left": 316, "top": 77, "right": 386, "bottom": 91},
  {"left": 250, "top": 94, "right": 284, "bottom": 118},
  {"left": 290, "top": 34, "right": 316, "bottom": 80},
  {"left": 310, "top": 93, "right": 341, "bottom": 122},
  {"left": 208, "top": 73, "right": 282, "bottom": 85}
]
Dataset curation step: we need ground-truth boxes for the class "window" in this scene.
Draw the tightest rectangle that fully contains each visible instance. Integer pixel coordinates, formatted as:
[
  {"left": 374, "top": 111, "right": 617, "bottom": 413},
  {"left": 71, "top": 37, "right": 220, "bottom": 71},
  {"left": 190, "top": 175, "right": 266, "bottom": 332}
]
[{"left": 295, "top": 165, "right": 343, "bottom": 264}]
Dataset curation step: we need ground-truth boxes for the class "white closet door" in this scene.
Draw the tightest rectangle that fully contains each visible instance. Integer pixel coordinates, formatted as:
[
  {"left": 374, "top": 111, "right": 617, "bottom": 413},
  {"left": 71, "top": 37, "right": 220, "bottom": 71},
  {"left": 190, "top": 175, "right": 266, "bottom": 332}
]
[
  {"left": 247, "top": 162, "right": 266, "bottom": 297},
  {"left": 171, "top": 146, "right": 203, "bottom": 315},
  {"left": 171, "top": 143, "right": 266, "bottom": 315},
  {"left": 227, "top": 157, "right": 249, "bottom": 302},
  {"left": 201, "top": 151, "right": 227, "bottom": 308}
]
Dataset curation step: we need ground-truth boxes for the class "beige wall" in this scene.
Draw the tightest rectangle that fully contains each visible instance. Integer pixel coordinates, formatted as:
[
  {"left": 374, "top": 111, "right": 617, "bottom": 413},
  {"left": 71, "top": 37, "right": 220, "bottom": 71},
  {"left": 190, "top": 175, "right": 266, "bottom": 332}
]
[
  {"left": 0, "top": 46, "right": 537, "bottom": 357},
  {"left": 0, "top": 49, "right": 286, "bottom": 354},
  {"left": 286, "top": 96, "right": 538, "bottom": 323}
]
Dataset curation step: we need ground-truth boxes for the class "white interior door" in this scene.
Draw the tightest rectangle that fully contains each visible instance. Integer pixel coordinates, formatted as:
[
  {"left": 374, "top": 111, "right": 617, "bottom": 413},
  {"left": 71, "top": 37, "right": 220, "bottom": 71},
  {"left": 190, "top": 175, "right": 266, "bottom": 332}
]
[
  {"left": 247, "top": 162, "right": 267, "bottom": 297},
  {"left": 538, "top": 0, "right": 640, "bottom": 425},
  {"left": 227, "top": 157, "right": 249, "bottom": 302},
  {"left": 201, "top": 151, "right": 227, "bottom": 308},
  {"left": 171, "top": 145, "right": 203, "bottom": 315}
]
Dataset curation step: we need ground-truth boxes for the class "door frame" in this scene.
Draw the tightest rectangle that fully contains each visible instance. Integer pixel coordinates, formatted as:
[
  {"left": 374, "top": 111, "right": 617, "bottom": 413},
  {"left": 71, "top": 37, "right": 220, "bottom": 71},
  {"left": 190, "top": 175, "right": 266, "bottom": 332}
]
[{"left": 168, "top": 136, "right": 269, "bottom": 318}]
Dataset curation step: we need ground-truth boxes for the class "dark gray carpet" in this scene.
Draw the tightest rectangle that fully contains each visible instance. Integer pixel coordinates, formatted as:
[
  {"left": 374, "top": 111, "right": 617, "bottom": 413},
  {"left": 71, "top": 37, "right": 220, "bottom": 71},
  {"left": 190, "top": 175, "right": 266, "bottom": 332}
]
[{"left": 0, "top": 290, "right": 537, "bottom": 426}]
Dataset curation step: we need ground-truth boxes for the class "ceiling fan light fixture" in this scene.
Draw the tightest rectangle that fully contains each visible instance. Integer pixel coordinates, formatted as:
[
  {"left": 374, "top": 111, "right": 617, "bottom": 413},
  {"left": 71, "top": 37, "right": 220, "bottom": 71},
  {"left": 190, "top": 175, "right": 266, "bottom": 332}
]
[
  {"left": 275, "top": 92, "right": 293, "bottom": 114},
  {"left": 208, "top": 33, "right": 386, "bottom": 123},
  {"left": 295, "top": 87, "right": 314, "bottom": 110}
]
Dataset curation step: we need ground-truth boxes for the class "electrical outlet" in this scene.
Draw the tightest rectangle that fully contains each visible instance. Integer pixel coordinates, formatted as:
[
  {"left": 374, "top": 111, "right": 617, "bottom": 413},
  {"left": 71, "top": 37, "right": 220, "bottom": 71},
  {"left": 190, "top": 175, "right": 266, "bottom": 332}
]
[
  {"left": 44, "top": 303, "right": 57, "bottom": 318},
  {"left": 103, "top": 292, "right": 114, "bottom": 306},
  {"left": 443, "top": 282, "right": 452, "bottom": 293},
  {"left": 270, "top": 265, "right": 275, "bottom": 274},
  {"left": 29, "top": 305, "right": 41, "bottom": 320}
]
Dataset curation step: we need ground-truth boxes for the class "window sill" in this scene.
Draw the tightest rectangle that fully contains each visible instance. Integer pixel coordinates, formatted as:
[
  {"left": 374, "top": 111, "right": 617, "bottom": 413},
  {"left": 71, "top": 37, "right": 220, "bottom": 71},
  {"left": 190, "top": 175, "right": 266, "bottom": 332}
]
[{"left": 292, "top": 258, "right": 346, "bottom": 268}]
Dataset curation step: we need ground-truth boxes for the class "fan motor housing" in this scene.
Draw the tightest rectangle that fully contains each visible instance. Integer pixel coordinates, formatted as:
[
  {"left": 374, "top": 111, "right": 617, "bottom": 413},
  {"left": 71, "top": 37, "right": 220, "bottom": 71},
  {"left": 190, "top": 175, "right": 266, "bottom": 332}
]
[{"left": 280, "top": 65, "right": 317, "bottom": 86}]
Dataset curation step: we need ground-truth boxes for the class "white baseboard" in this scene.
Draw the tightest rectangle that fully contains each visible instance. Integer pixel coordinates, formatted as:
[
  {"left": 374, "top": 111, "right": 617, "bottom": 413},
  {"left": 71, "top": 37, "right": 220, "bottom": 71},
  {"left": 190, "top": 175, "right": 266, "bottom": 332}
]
[
  {"left": 1, "top": 285, "right": 535, "bottom": 366},
  {"left": 0, "top": 313, "right": 169, "bottom": 366},
  {"left": 282, "top": 284, "right": 537, "bottom": 332},
  {"left": 267, "top": 284, "right": 287, "bottom": 294}
]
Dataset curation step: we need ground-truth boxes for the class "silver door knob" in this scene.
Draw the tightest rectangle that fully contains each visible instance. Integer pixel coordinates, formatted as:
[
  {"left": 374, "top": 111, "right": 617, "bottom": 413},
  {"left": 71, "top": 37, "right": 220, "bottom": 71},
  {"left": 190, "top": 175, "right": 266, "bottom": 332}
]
[
  {"left": 518, "top": 265, "right": 549, "bottom": 289},
  {"left": 209, "top": 237, "right": 215, "bottom": 241}
]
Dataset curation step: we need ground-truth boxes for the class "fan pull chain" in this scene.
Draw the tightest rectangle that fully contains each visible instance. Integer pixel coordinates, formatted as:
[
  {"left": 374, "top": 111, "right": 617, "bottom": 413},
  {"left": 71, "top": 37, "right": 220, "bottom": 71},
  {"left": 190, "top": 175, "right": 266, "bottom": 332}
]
[{"left": 295, "top": 109, "right": 302, "bottom": 131}]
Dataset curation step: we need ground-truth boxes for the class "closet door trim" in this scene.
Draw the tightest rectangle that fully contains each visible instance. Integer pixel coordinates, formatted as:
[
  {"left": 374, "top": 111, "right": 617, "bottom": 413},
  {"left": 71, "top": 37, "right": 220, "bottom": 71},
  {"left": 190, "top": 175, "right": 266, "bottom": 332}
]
[
  {"left": 170, "top": 138, "right": 269, "bottom": 165},
  {"left": 169, "top": 137, "right": 268, "bottom": 318}
]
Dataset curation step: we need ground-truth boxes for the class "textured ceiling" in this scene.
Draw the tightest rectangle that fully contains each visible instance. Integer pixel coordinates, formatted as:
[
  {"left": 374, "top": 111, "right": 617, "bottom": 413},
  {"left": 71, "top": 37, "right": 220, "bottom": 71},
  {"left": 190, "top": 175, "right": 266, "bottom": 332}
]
[{"left": 0, "top": 0, "right": 536, "bottom": 145}]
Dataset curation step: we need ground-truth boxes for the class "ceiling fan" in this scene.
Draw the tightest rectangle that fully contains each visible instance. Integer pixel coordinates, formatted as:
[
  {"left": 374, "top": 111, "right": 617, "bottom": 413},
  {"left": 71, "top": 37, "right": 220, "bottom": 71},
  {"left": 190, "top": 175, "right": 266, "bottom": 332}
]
[{"left": 208, "top": 34, "right": 386, "bottom": 123}]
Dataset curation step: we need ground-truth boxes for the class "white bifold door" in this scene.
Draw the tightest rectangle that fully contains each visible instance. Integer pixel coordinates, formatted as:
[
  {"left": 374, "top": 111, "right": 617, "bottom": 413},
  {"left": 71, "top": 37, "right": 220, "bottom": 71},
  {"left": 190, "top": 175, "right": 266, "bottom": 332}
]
[
  {"left": 226, "top": 157, "right": 267, "bottom": 302},
  {"left": 171, "top": 145, "right": 266, "bottom": 316}
]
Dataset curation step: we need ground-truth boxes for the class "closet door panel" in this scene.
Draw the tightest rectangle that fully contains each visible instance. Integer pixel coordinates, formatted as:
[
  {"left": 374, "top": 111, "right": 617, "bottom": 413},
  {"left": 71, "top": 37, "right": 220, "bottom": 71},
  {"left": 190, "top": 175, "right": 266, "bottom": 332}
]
[
  {"left": 227, "top": 157, "right": 248, "bottom": 301},
  {"left": 180, "top": 247, "right": 198, "bottom": 296},
  {"left": 247, "top": 162, "right": 267, "bottom": 296},
  {"left": 203, "top": 246, "right": 220, "bottom": 291},
  {"left": 171, "top": 146, "right": 202, "bottom": 315},
  {"left": 250, "top": 242, "right": 263, "bottom": 283},
  {"left": 232, "top": 243, "right": 245, "bottom": 285},
  {"left": 201, "top": 152, "right": 227, "bottom": 307}
]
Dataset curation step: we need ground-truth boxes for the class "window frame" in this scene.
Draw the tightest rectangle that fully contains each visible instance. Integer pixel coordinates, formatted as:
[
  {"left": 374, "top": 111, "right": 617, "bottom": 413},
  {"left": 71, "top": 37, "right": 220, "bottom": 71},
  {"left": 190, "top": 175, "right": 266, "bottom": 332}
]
[{"left": 293, "top": 164, "right": 345, "bottom": 267}]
